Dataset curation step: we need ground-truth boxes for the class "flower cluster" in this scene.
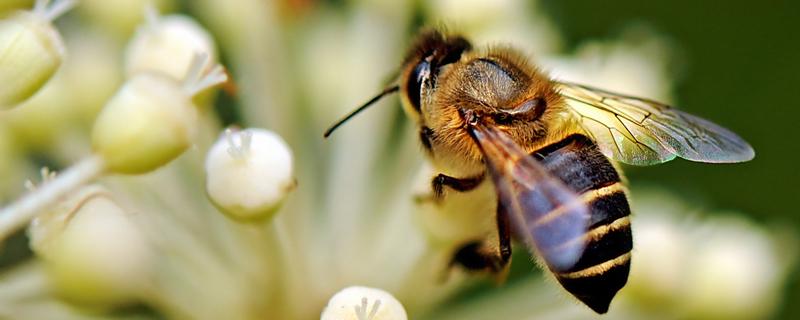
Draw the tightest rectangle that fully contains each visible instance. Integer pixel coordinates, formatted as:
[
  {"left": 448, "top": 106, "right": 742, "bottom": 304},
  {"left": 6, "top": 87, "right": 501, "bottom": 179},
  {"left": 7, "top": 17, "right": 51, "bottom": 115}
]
[{"left": 0, "top": 0, "right": 794, "bottom": 320}]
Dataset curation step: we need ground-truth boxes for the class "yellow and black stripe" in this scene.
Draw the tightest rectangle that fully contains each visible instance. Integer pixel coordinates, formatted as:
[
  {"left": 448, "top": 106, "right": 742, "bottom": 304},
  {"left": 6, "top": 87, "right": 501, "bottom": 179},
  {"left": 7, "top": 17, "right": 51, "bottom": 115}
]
[{"left": 534, "top": 134, "right": 632, "bottom": 314}]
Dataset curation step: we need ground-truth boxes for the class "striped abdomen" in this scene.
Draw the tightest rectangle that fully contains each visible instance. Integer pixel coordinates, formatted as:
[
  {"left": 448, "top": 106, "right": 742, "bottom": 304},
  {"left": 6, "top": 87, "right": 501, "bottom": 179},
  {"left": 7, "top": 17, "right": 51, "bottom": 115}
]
[{"left": 534, "top": 134, "right": 632, "bottom": 314}]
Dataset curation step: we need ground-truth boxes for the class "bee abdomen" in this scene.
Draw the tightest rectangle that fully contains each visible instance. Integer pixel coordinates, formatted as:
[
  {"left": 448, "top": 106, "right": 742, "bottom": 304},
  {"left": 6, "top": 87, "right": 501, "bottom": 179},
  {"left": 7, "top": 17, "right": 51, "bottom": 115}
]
[
  {"left": 534, "top": 134, "right": 632, "bottom": 314},
  {"left": 554, "top": 197, "right": 631, "bottom": 314}
]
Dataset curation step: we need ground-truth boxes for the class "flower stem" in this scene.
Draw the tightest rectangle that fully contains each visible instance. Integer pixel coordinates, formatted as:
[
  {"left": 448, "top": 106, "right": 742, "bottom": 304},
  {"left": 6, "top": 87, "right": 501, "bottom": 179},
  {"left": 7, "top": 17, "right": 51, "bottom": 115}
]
[{"left": 0, "top": 155, "right": 106, "bottom": 241}]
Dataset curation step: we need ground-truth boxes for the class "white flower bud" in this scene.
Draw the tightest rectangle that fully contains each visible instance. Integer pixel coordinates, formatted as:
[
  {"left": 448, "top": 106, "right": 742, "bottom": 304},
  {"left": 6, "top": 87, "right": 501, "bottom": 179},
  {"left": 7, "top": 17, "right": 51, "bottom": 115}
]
[
  {"left": 92, "top": 54, "right": 227, "bottom": 174},
  {"left": 625, "top": 197, "right": 691, "bottom": 305},
  {"left": 625, "top": 189, "right": 796, "bottom": 318},
  {"left": 76, "top": 0, "right": 175, "bottom": 36},
  {"left": 205, "top": 128, "right": 295, "bottom": 221},
  {"left": 682, "top": 217, "right": 788, "bottom": 320},
  {"left": 321, "top": 286, "right": 408, "bottom": 320},
  {"left": 541, "top": 29, "right": 674, "bottom": 102},
  {"left": 28, "top": 185, "right": 152, "bottom": 308},
  {"left": 0, "top": 0, "right": 75, "bottom": 109},
  {"left": 125, "top": 10, "right": 217, "bottom": 81}
]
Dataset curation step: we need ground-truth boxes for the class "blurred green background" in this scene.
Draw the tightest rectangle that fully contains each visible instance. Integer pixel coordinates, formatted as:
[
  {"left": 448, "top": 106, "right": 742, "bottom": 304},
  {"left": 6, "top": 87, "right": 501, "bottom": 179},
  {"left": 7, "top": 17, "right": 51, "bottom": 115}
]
[{"left": 540, "top": 0, "right": 799, "bottom": 318}]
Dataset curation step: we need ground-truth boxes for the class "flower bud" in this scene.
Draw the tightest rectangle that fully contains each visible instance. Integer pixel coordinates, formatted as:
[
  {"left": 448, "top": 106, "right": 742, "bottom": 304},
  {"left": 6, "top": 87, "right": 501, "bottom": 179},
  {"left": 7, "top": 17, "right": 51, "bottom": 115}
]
[
  {"left": 76, "top": 0, "right": 175, "bottom": 36},
  {"left": 682, "top": 217, "right": 788, "bottom": 320},
  {"left": 626, "top": 210, "right": 689, "bottom": 305},
  {"left": 91, "top": 73, "right": 197, "bottom": 174},
  {"left": 321, "top": 286, "right": 408, "bottom": 320},
  {"left": 3, "top": 63, "right": 78, "bottom": 150},
  {"left": 28, "top": 185, "right": 152, "bottom": 308},
  {"left": 624, "top": 188, "right": 796, "bottom": 319},
  {"left": 92, "top": 54, "right": 227, "bottom": 174},
  {"left": 0, "top": 0, "right": 75, "bottom": 109},
  {"left": 125, "top": 11, "right": 217, "bottom": 81},
  {"left": 205, "top": 128, "right": 294, "bottom": 221}
]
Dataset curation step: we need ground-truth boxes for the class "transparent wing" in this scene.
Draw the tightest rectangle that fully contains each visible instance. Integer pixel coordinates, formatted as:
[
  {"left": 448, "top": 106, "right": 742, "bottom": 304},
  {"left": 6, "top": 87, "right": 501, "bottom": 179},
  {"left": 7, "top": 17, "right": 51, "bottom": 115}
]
[
  {"left": 556, "top": 82, "right": 755, "bottom": 165},
  {"left": 468, "top": 122, "right": 590, "bottom": 272}
]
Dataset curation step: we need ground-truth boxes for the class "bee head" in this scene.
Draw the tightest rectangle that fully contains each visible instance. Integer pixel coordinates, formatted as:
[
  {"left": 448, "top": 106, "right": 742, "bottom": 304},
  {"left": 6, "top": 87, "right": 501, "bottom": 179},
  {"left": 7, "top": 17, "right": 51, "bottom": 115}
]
[
  {"left": 399, "top": 30, "right": 472, "bottom": 119},
  {"left": 324, "top": 30, "right": 471, "bottom": 139}
]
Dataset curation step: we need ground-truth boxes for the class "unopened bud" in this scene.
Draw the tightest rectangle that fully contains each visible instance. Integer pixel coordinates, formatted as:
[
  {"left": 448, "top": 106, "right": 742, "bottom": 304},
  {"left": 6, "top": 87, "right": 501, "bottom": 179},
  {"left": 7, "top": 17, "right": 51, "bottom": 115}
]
[
  {"left": 92, "top": 54, "right": 226, "bottom": 174},
  {"left": 321, "top": 286, "right": 408, "bottom": 320},
  {"left": 0, "top": 0, "right": 75, "bottom": 109},
  {"left": 76, "top": 0, "right": 175, "bottom": 36},
  {"left": 125, "top": 10, "right": 217, "bottom": 81},
  {"left": 205, "top": 128, "right": 294, "bottom": 221},
  {"left": 28, "top": 185, "right": 152, "bottom": 308},
  {"left": 683, "top": 217, "right": 787, "bottom": 320}
]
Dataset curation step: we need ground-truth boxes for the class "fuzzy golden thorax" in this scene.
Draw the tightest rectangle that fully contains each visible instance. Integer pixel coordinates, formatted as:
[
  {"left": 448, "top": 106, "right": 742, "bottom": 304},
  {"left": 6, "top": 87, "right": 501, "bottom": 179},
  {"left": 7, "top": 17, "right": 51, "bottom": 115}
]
[{"left": 407, "top": 44, "right": 576, "bottom": 176}]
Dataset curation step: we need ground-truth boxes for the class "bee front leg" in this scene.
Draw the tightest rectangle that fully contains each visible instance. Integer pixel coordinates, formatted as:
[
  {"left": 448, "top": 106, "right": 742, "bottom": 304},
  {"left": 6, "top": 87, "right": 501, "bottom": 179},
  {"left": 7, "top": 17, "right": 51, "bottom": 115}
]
[
  {"left": 431, "top": 173, "right": 484, "bottom": 202},
  {"left": 450, "top": 202, "right": 512, "bottom": 277},
  {"left": 414, "top": 173, "right": 484, "bottom": 204}
]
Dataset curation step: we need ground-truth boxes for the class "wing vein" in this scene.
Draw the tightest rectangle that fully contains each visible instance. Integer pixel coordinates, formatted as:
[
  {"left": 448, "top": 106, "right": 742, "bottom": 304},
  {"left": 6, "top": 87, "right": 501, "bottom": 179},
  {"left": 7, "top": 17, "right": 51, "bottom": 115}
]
[{"left": 556, "top": 82, "right": 753, "bottom": 164}]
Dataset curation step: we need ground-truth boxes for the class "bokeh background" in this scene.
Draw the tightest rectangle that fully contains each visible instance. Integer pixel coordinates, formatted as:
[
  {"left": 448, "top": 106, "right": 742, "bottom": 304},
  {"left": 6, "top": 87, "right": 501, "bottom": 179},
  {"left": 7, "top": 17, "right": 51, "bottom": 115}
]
[
  {"left": 542, "top": 1, "right": 800, "bottom": 317},
  {"left": 544, "top": 0, "right": 798, "bottom": 248},
  {"left": 0, "top": 0, "right": 797, "bottom": 319}
]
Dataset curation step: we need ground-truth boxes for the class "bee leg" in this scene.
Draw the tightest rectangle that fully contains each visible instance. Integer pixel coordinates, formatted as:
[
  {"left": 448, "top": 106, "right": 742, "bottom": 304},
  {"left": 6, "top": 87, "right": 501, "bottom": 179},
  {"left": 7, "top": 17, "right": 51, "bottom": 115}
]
[
  {"left": 420, "top": 126, "right": 435, "bottom": 155},
  {"left": 494, "top": 202, "right": 512, "bottom": 283},
  {"left": 450, "top": 203, "right": 512, "bottom": 276},
  {"left": 431, "top": 173, "right": 484, "bottom": 202}
]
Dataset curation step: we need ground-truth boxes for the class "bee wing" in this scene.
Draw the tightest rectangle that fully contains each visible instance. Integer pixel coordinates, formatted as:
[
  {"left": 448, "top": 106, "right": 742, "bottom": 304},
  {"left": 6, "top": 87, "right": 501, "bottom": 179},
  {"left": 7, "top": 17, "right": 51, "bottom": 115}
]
[
  {"left": 556, "top": 82, "right": 755, "bottom": 165},
  {"left": 469, "top": 122, "right": 590, "bottom": 272}
]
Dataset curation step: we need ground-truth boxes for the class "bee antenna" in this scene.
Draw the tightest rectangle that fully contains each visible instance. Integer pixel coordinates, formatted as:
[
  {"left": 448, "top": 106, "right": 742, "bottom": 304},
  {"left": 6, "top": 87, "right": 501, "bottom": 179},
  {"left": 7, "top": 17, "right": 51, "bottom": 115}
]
[{"left": 323, "top": 85, "right": 400, "bottom": 138}]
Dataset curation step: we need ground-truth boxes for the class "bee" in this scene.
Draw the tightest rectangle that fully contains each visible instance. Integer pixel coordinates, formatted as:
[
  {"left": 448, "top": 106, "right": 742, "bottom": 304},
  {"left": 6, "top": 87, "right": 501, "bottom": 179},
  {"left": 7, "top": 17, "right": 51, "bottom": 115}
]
[{"left": 324, "top": 30, "right": 754, "bottom": 314}]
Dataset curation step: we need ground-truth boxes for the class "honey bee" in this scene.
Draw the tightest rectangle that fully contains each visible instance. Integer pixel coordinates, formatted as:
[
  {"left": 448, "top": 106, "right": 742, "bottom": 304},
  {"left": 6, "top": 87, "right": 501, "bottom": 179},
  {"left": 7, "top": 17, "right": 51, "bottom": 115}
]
[{"left": 324, "top": 30, "right": 754, "bottom": 314}]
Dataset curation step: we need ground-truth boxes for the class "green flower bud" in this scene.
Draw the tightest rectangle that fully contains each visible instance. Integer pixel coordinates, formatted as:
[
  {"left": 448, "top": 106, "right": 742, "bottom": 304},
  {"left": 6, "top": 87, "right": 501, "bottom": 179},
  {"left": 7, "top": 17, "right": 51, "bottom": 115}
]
[
  {"left": 92, "top": 54, "right": 227, "bottom": 174},
  {"left": 0, "top": 0, "right": 74, "bottom": 109},
  {"left": 91, "top": 73, "right": 198, "bottom": 174},
  {"left": 29, "top": 185, "right": 152, "bottom": 308}
]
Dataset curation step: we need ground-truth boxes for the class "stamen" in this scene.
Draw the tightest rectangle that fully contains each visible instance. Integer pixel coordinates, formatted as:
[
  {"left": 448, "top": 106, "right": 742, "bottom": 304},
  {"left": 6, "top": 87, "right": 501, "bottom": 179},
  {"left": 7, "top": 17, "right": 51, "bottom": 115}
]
[
  {"left": 41, "top": 0, "right": 77, "bottom": 22},
  {"left": 23, "top": 167, "right": 58, "bottom": 191},
  {"left": 144, "top": 4, "right": 160, "bottom": 30},
  {"left": 33, "top": 0, "right": 50, "bottom": 16},
  {"left": 354, "top": 297, "right": 368, "bottom": 320},
  {"left": 182, "top": 52, "right": 228, "bottom": 96},
  {"left": 368, "top": 299, "right": 382, "bottom": 319},
  {"left": 224, "top": 128, "right": 253, "bottom": 159},
  {"left": 322, "top": 286, "right": 406, "bottom": 320},
  {"left": 353, "top": 297, "right": 383, "bottom": 320},
  {"left": 0, "top": 156, "right": 106, "bottom": 241}
]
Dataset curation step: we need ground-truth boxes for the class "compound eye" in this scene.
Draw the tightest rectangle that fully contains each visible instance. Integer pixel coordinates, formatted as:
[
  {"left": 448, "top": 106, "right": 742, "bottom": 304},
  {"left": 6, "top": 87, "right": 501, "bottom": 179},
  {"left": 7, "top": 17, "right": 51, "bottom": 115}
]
[{"left": 406, "top": 58, "right": 431, "bottom": 112}]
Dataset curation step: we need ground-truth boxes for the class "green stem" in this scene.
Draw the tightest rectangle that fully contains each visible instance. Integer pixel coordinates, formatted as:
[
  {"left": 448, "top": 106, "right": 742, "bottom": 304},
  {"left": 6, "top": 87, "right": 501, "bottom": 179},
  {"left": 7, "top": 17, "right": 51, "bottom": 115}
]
[{"left": 0, "top": 155, "right": 105, "bottom": 241}]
